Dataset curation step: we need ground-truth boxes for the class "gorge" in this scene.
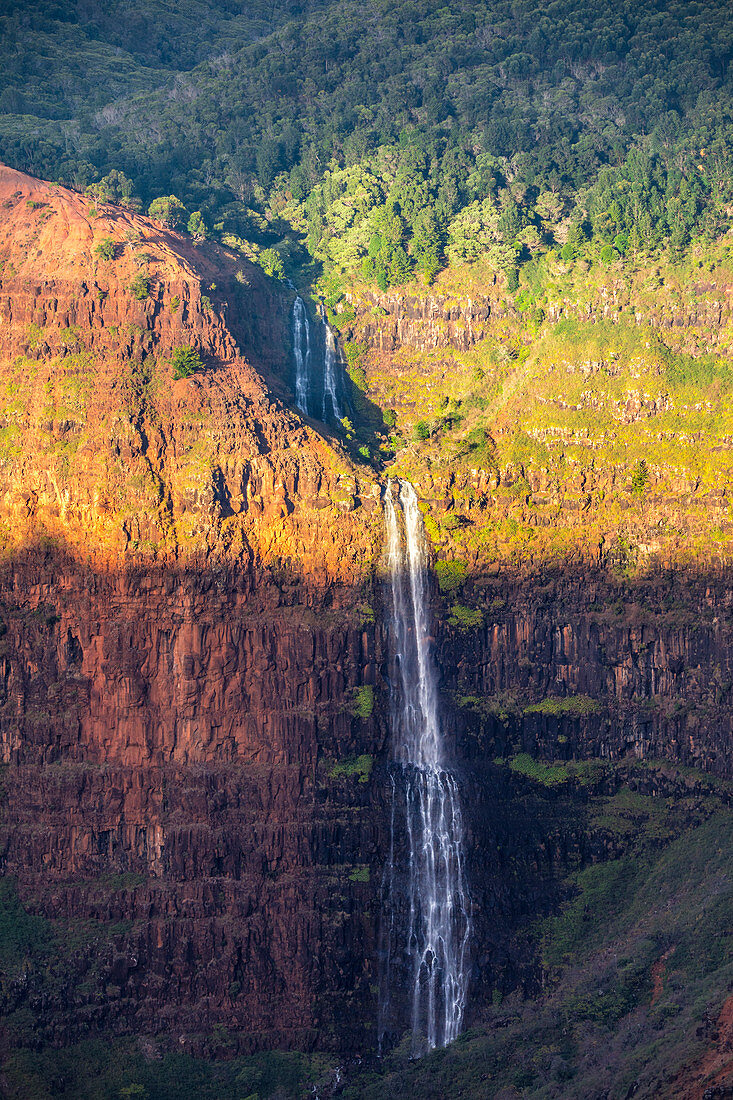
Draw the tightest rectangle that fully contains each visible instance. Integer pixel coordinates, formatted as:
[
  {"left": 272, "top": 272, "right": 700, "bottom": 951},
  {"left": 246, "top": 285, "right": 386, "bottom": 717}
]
[{"left": 0, "top": 146, "right": 731, "bottom": 1098}]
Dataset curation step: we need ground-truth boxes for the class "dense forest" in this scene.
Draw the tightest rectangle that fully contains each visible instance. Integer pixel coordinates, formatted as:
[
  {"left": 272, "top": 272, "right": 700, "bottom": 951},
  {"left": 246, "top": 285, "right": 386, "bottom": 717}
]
[{"left": 3, "top": 0, "right": 733, "bottom": 289}]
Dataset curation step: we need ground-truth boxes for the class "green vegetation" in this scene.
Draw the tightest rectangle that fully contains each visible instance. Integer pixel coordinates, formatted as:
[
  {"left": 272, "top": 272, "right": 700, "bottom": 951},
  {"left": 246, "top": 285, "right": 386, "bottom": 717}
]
[
  {"left": 349, "top": 865, "right": 370, "bottom": 883},
  {"left": 350, "top": 685, "right": 375, "bottom": 719},
  {"left": 507, "top": 754, "right": 606, "bottom": 788},
  {"left": 4, "top": 0, "right": 733, "bottom": 294},
  {"left": 147, "top": 195, "right": 186, "bottom": 228},
  {"left": 129, "top": 271, "right": 151, "bottom": 300},
  {"left": 328, "top": 754, "right": 374, "bottom": 783},
  {"left": 1, "top": 1040, "right": 338, "bottom": 1100},
  {"left": 187, "top": 210, "right": 208, "bottom": 241},
  {"left": 524, "top": 695, "right": 602, "bottom": 718},
  {"left": 171, "top": 346, "right": 203, "bottom": 379},
  {"left": 448, "top": 604, "right": 483, "bottom": 631},
  {"left": 434, "top": 560, "right": 467, "bottom": 593},
  {"left": 630, "top": 458, "right": 650, "bottom": 495},
  {"left": 258, "top": 247, "right": 285, "bottom": 279},
  {"left": 93, "top": 237, "right": 115, "bottom": 261},
  {"left": 0, "top": 878, "right": 52, "bottom": 978},
  {"left": 378, "top": 310, "right": 733, "bottom": 570}
]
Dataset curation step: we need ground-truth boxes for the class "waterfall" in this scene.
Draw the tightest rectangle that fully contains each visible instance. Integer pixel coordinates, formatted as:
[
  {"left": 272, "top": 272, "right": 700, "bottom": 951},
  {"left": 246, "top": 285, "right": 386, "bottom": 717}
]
[
  {"left": 292, "top": 296, "right": 311, "bottom": 415},
  {"left": 320, "top": 303, "right": 343, "bottom": 422},
  {"left": 379, "top": 480, "right": 471, "bottom": 1056},
  {"left": 291, "top": 297, "right": 344, "bottom": 423}
]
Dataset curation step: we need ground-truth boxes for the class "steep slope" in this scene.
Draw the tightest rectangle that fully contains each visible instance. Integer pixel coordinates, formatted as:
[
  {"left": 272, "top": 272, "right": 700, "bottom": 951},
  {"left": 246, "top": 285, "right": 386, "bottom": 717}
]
[
  {"left": 0, "top": 164, "right": 380, "bottom": 575},
  {"left": 0, "top": 166, "right": 385, "bottom": 1054}
]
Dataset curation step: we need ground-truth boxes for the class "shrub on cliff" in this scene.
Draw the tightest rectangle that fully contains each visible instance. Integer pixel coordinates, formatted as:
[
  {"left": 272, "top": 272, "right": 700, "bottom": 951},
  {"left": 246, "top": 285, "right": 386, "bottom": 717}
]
[
  {"left": 130, "top": 271, "right": 151, "bottom": 299},
  {"left": 448, "top": 603, "right": 483, "bottom": 631},
  {"left": 329, "top": 753, "right": 374, "bottom": 782},
  {"left": 351, "top": 685, "right": 374, "bottom": 718},
  {"left": 94, "top": 237, "right": 115, "bottom": 261},
  {"left": 171, "top": 345, "right": 202, "bottom": 379},
  {"left": 631, "top": 459, "right": 650, "bottom": 495},
  {"left": 435, "top": 560, "right": 467, "bottom": 593}
]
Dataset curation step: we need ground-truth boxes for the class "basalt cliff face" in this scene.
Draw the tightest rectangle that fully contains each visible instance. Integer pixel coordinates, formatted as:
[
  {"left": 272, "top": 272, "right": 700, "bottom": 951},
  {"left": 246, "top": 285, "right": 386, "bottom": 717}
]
[
  {"left": 0, "top": 167, "right": 731, "bottom": 1082},
  {"left": 0, "top": 165, "right": 385, "bottom": 1054}
]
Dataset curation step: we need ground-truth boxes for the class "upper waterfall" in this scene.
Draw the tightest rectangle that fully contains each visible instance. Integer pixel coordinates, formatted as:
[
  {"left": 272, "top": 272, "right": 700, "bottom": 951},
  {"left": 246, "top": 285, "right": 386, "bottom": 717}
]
[
  {"left": 320, "top": 304, "right": 343, "bottom": 422},
  {"left": 292, "top": 295, "right": 311, "bottom": 415},
  {"left": 290, "top": 295, "right": 346, "bottom": 424}
]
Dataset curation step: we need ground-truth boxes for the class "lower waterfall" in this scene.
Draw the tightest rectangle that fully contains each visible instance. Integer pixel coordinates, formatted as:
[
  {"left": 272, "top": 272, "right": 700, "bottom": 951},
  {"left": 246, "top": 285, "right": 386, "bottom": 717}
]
[{"left": 379, "top": 479, "right": 471, "bottom": 1055}]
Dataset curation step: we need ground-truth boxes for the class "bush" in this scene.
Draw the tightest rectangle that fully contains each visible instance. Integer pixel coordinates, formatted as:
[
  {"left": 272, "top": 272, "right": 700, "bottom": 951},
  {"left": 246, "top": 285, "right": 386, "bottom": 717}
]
[
  {"left": 349, "top": 866, "right": 370, "bottom": 882},
  {"left": 94, "top": 237, "right": 115, "bottom": 261},
  {"left": 148, "top": 195, "right": 186, "bottom": 228},
  {"left": 524, "top": 695, "right": 601, "bottom": 717},
  {"left": 448, "top": 604, "right": 483, "bottom": 630},
  {"left": 434, "top": 560, "right": 467, "bottom": 593},
  {"left": 329, "top": 754, "right": 374, "bottom": 782},
  {"left": 351, "top": 685, "right": 374, "bottom": 718},
  {"left": 171, "top": 345, "right": 203, "bottom": 379},
  {"left": 413, "top": 419, "right": 430, "bottom": 441},
  {"left": 630, "top": 458, "right": 650, "bottom": 495},
  {"left": 130, "top": 271, "right": 151, "bottom": 300}
]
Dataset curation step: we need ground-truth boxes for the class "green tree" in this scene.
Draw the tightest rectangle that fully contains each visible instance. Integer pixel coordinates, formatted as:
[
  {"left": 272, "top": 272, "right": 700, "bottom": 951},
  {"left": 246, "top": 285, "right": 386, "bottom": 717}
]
[
  {"left": 259, "top": 247, "right": 285, "bottom": 278},
  {"left": 172, "top": 345, "right": 203, "bottom": 379},
  {"left": 187, "top": 210, "right": 208, "bottom": 241},
  {"left": 389, "top": 245, "right": 413, "bottom": 285},
  {"left": 94, "top": 237, "right": 115, "bottom": 261},
  {"left": 148, "top": 195, "right": 187, "bottom": 229},
  {"left": 130, "top": 271, "right": 151, "bottom": 300},
  {"left": 631, "top": 459, "right": 649, "bottom": 495},
  {"left": 86, "top": 170, "right": 139, "bottom": 209}
]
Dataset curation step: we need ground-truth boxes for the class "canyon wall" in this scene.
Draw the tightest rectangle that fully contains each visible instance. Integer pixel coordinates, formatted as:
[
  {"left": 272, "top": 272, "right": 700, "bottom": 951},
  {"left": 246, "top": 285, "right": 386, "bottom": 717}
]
[
  {"left": 0, "top": 165, "right": 386, "bottom": 1053},
  {"left": 0, "top": 165, "right": 730, "bottom": 1059}
]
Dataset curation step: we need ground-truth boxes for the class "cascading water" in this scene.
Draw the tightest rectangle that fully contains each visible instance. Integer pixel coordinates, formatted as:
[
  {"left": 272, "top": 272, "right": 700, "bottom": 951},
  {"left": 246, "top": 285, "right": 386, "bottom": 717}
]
[
  {"left": 292, "top": 296, "right": 311, "bottom": 415},
  {"left": 379, "top": 479, "right": 471, "bottom": 1056},
  {"left": 291, "top": 296, "right": 344, "bottom": 422},
  {"left": 320, "top": 304, "right": 343, "bottom": 422}
]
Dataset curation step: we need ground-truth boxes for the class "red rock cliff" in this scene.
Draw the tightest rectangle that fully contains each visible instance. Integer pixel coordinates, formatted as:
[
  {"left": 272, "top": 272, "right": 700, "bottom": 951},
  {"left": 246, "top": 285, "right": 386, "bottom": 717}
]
[{"left": 0, "top": 166, "right": 385, "bottom": 1053}]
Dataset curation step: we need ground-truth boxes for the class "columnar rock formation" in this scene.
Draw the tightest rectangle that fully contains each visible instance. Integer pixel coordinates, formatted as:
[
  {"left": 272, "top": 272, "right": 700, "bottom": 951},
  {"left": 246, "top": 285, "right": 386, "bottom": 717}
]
[{"left": 0, "top": 166, "right": 731, "bottom": 1060}]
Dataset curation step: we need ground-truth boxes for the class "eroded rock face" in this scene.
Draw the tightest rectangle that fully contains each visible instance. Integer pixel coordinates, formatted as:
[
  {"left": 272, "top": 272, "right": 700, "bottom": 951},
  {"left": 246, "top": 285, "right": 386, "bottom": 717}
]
[
  {"left": 437, "top": 571, "right": 733, "bottom": 778},
  {"left": 0, "top": 166, "right": 731, "bottom": 1059},
  {"left": 0, "top": 164, "right": 380, "bottom": 574},
  {"left": 0, "top": 555, "right": 385, "bottom": 1052},
  {"left": 0, "top": 166, "right": 385, "bottom": 1052}
]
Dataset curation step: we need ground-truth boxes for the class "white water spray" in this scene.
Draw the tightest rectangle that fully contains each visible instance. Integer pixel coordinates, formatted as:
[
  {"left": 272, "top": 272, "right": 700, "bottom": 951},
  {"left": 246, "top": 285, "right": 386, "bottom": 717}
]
[
  {"left": 379, "top": 480, "right": 471, "bottom": 1055},
  {"left": 292, "top": 296, "right": 311, "bottom": 415},
  {"left": 320, "top": 304, "right": 343, "bottom": 422}
]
